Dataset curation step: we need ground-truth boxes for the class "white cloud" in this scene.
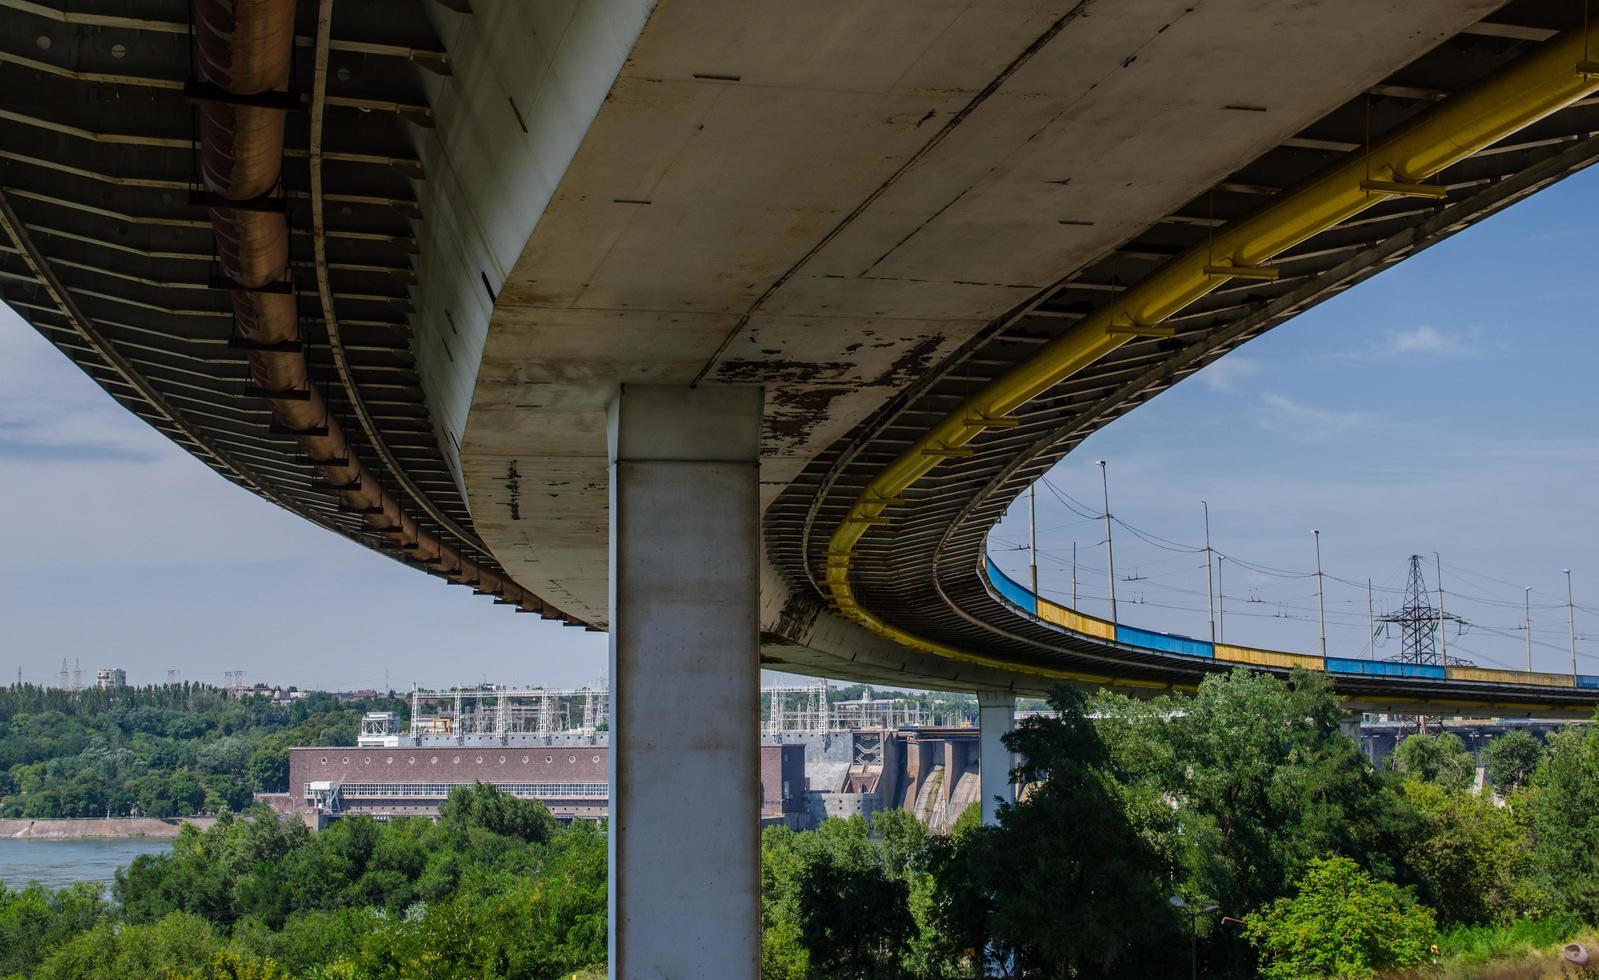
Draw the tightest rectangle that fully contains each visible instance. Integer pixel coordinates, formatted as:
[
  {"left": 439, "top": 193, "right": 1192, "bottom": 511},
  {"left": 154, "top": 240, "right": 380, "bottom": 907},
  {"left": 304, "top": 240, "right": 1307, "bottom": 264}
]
[
  {"left": 1380, "top": 324, "right": 1473, "bottom": 358},
  {"left": 1256, "top": 392, "right": 1375, "bottom": 437},
  {"left": 1196, "top": 354, "right": 1263, "bottom": 392}
]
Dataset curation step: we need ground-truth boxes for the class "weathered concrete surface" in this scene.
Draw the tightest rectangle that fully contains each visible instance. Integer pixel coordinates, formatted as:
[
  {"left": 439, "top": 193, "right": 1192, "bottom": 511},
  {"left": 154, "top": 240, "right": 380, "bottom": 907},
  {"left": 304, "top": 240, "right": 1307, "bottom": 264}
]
[
  {"left": 607, "top": 385, "right": 762, "bottom": 978},
  {"left": 977, "top": 692, "right": 1016, "bottom": 825},
  {"left": 458, "top": 0, "right": 1500, "bottom": 641},
  {"left": 0, "top": 817, "right": 216, "bottom": 839}
]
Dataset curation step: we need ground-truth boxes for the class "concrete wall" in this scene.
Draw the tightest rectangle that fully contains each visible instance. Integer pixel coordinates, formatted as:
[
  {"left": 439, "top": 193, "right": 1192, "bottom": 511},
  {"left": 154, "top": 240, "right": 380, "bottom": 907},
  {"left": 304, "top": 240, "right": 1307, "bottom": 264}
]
[
  {"left": 0, "top": 817, "right": 215, "bottom": 839},
  {"left": 409, "top": 0, "right": 658, "bottom": 491}
]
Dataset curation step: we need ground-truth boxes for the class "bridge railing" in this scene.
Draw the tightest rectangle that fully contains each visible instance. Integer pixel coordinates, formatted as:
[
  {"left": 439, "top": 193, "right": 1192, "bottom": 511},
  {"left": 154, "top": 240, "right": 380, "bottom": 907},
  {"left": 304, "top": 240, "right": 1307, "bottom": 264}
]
[{"left": 982, "top": 557, "right": 1599, "bottom": 693}]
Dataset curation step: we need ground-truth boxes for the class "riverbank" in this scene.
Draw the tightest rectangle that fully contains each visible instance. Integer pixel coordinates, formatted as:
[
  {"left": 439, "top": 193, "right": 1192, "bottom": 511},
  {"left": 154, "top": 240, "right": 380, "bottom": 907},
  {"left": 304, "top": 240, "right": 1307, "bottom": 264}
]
[{"left": 0, "top": 817, "right": 215, "bottom": 840}]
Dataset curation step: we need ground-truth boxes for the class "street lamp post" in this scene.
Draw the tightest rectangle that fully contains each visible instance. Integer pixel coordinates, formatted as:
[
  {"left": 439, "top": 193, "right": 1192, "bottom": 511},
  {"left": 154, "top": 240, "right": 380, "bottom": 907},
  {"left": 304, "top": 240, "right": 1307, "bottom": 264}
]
[
  {"left": 1169, "top": 896, "right": 1220, "bottom": 980},
  {"left": 1100, "top": 460, "right": 1117, "bottom": 623},
  {"left": 1566, "top": 568, "right": 1577, "bottom": 678},
  {"left": 1203, "top": 501, "right": 1216, "bottom": 644},
  {"left": 1313, "top": 530, "right": 1326, "bottom": 658},
  {"left": 1525, "top": 586, "right": 1534, "bottom": 673},
  {"left": 1028, "top": 484, "right": 1038, "bottom": 595},
  {"left": 1217, "top": 556, "right": 1225, "bottom": 644}
]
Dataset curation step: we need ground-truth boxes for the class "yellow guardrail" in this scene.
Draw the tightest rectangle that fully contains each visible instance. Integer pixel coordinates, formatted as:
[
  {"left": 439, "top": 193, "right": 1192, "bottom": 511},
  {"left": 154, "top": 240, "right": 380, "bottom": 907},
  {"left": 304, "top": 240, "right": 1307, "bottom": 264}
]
[
  {"left": 1446, "top": 665, "right": 1577, "bottom": 689},
  {"left": 1036, "top": 598, "right": 1114, "bottom": 640},
  {"left": 1215, "top": 644, "right": 1325, "bottom": 672},
  {"left": 824, "top": 26, "right": 1599, "bottom": 678}
]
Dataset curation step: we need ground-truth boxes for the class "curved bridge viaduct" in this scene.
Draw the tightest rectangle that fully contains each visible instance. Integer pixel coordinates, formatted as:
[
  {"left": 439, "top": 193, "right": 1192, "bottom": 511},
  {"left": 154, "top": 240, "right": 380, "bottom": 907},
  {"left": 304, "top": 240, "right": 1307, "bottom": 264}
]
[{"left": 5, "top": 0, "right": 1599, "bottom": 972}]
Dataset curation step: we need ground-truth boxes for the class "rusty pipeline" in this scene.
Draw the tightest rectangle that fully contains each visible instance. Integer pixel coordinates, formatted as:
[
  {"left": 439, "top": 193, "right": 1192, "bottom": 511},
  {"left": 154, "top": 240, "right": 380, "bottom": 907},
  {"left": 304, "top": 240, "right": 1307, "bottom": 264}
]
[{"left": 193, "top": 0, "right": 551, "bottom": 613}]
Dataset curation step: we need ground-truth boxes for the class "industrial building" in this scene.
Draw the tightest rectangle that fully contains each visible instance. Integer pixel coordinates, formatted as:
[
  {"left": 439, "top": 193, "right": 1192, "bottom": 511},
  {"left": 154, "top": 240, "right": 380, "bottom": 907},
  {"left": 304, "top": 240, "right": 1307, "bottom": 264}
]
[
  {"left": 261, "top": 689, "right": 805, "bottom": 828},
  {"left": 258, "top": 683, "right": 988, "bottom": 832}
]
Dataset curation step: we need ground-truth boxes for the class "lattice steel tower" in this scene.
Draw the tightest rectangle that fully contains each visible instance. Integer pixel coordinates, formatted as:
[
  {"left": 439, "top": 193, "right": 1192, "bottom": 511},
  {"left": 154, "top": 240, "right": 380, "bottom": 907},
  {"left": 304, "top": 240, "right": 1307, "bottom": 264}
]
[{"left": 1377, "top": 555, "right": 1467, "bottom": 665}]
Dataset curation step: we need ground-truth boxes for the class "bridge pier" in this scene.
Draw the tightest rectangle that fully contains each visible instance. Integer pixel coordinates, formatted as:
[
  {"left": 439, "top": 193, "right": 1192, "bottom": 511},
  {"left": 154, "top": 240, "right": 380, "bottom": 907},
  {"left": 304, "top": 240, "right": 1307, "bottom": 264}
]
[
  {"left": 607, "top": 385, "right": 763, "bottom": 979},
  {"left": 978, "top": 692, "right": 1016, "bottom": 825}
]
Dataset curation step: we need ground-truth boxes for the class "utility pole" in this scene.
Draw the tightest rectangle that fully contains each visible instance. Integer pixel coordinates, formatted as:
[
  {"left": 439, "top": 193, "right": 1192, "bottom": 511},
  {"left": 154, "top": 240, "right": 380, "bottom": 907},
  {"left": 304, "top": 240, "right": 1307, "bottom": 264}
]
[
  {"left": 1367, "top": 578, "right": 1375, "bottom": 660},
  {"left": 1566, "top": 568, "right": 1578, "bottom": 677},
  {"left": 1435, "top": 553, "right": 1447, "bottom": 663},
  {"left": 1203, "top": 501, "right": 1216, "bottom": 644},
  {"left": 1313, "top": 530, "right": 1326, "bottom": 658},
  {"left": 1099, "top": 460, "right": 1117, "bottom": 623},
  {"left": 1028, "top": 485, "right": 1038, "bottom": 595},
  {"left": 1217, "top": 555, "right": 1226, "bottom": 643},
  {"left": 1524, "top": 586, "right": 1534, "bottom": 672},
  {"left": 1071, "top": 541, "right": 1078, "bottom": 607}
]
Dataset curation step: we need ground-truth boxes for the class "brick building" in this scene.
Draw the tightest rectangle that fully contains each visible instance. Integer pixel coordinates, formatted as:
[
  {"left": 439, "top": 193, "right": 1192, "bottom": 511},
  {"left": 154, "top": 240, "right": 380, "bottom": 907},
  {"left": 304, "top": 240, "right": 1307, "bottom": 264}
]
[{"left": 276, "top": 735, "right": 805, "bottom": 827}]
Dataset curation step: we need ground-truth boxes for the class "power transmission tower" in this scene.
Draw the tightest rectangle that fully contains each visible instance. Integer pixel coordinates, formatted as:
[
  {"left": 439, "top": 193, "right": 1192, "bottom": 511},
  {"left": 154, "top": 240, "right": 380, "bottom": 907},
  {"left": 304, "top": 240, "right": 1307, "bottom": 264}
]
[{"left": 1376, "top": 555, "right": 1469, "bottom": 666}]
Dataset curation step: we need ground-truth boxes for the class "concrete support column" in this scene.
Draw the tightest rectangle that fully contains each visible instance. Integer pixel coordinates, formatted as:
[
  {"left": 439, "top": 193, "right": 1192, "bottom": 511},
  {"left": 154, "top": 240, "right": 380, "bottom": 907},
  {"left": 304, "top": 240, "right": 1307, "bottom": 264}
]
[
  {"left": 608, "top": 385, "right": 762, "bottom": 979},
  {"left": 977, "top": 691, "right": 1016, "bottom": 826},
  {"left": 1339, "top": 713, "right": 1368, "bottom": 763},
  {"left": 1339, "top": 714, "right": 1363, "bottom": 742}
]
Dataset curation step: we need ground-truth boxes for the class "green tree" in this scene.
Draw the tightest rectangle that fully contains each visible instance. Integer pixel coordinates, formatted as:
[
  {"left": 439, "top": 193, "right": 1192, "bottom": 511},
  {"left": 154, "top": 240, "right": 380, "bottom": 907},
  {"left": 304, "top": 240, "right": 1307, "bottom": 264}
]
[
  {"left": 1387, "top": 732, "right": 1476, "bottom": 791},
  {"left": 31, "top": 911, "right": 226, "bottom": 980},
  {"left": 1525, "top": 717, "right": 1599, "bottom": 918},
  {"left": 1097, "top": 669, "right": 1422, "bottom": 917},
  {"left": 1245, "top": 855, "right": 1436, "bottom": 979},
  {"left": 926, "top": 686, "right": 1182, "bottom": 978},
  {"left": 1481, "top": 730, "right": 1545, "bottom": 792},
  {"left": 438, "top": 781, "right": 557, "bottom": 844},
  {"left": 1401, "top": 779, "right": 1532, "bottom": 924},
  {"left": 0, "top": 880, "right": 106, "bottom": 977}
]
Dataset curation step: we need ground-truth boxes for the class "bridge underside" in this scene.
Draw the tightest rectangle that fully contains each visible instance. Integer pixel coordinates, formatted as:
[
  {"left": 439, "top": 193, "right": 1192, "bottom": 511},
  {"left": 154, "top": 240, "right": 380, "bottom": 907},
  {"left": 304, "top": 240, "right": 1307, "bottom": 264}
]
[
  {"left": 9, "top": 3, "right": 1599, "bottom": 975},
  {"left": 459, "top": 0, "right": 1599, "bottom": 713},
  {"left": 5, "top": 0, "right": 1597, "bottom": 718}
]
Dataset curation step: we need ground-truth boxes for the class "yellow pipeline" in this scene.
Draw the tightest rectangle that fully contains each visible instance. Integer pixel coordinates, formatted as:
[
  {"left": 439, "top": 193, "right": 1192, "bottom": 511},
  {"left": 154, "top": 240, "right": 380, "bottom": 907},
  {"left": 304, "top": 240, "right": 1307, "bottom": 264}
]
[{"left": 825, "top": 26, "right": 1599, "bottom": 675}]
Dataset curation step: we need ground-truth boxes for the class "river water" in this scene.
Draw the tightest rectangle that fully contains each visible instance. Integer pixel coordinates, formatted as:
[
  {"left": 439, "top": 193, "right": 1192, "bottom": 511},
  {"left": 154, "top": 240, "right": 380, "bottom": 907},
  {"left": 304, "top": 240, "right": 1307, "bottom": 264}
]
[{"left": 0, "top": 838, "right": 171, "bottom": 891}]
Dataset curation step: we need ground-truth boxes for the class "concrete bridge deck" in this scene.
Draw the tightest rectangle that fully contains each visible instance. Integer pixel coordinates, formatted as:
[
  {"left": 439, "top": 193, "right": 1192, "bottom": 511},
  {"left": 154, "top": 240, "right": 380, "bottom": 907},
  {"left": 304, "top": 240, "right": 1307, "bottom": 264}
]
[{"left": 7, "top": 1, "right": 1599, "bottom": 972}]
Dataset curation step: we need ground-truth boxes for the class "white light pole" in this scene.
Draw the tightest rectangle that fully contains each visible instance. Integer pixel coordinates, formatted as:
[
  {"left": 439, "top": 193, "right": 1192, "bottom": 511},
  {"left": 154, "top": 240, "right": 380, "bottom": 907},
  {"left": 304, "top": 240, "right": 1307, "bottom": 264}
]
[
  {"left": 1217, "top": 555, "right": 1226, "bottom": 644},
  {"left": 1027, "top": 484, "right": 1038, "bottom": 595},
  {"left": 1313, "top": 530, "right": 1326, "bottom": 658},
  {"left": 1100, "top": 460, "right": 1117, "bottom": 623},
  {"left": 1566, "top": 569, "right": 1577, "bottom": 677},
  {"left": 1203, "top": 501, "right": 1216, "bottom": 644},
  {"left": 1525, "top": 586, "right": 1534, "bottom": 673},
  {"left": 1367, "top": 578, "right": 1375, "bottom": 660},
  {"left": 1435, "top": 553, "right": 1447, "bottom": 663}
]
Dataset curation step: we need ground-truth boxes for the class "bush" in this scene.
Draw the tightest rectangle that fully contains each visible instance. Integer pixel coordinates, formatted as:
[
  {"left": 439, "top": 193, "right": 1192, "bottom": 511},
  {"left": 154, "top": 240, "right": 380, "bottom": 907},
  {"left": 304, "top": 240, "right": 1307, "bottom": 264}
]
[
  {"left": 1245, "top": 855, "right": 1436, "bottom": 979},
  {"left": 1481, "top": 731, "right": 1545, "bottom": 792},
  {"left": 1526, "top": 719, "right": 1599, "bottom": 919},
  {"left": 1388, "top": 732, "right": 1476, "bottom": 792},
  {"left": 1402, "top": 779, "right": 1534, "bottom": 924},
  {"left": 32, "top": 911, "right": 226, "bottom": 980}
]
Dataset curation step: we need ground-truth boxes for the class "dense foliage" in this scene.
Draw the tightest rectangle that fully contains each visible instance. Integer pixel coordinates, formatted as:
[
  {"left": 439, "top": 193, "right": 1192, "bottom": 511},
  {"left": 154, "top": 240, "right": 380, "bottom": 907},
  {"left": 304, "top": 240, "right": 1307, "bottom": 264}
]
[
  {"left": 756, "top": 671, "right": 1594, "bottom": 979},
  {"left": 1386, "top": 731, "right": 1477, "bottom": 792},
  {"left": 0, "top": 785, "right": 605, "bottom": 979},
  {"left": 5, "top": 671, "right": 1597, "bottom": 978},
  {"left": 0, "top": 684, "right": 402, "bottom": 818},
  {"left": 1243, "top": 856, "right": 1436, "bottom": 979},
  {"left": 1480, "top": 729, "right": 1545, "bottom": 791}
]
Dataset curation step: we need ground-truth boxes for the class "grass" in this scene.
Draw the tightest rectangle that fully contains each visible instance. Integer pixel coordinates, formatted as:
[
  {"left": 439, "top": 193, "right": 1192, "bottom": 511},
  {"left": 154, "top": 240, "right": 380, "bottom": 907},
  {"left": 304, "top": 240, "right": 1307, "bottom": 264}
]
[
  {"left": 1383, "top": 917, "right": 1596, "bottom": 979},
  {"left": 1437, "top": 917, "right": 1586, "bottom": 968}
]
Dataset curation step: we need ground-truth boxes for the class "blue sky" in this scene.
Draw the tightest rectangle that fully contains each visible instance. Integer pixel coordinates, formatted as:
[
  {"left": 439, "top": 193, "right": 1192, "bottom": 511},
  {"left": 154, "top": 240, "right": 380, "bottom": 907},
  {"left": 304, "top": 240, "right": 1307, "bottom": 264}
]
[
  {"left": 0, "top": 316, "right": 607, "bottom": 691},
  {"left": 4, "top": 164, "right": 1597, "bottom": 689},
  {"left": 991, "top": 165, "right": 1599, "bottom": 675}
]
